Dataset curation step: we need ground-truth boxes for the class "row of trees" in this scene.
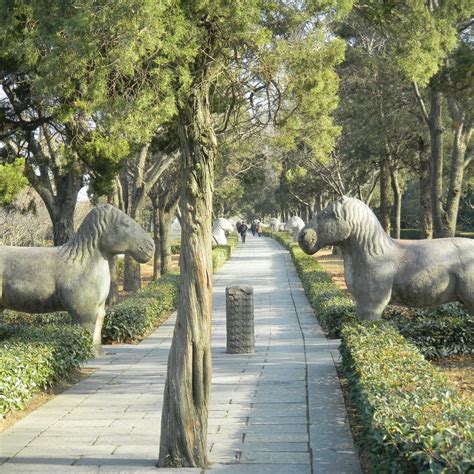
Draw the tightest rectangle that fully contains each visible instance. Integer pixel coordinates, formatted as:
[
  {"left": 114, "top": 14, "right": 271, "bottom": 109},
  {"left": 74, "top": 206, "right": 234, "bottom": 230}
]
[{"left": 1, "top": 0, "right": 472, "bottom": 468}]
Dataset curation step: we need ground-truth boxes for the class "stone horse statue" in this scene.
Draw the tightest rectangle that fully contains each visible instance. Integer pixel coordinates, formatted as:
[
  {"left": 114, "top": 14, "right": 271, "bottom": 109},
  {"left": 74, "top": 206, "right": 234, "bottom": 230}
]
[
  {"left": 212, "top": 218, "right": 234, "bottom": 245},
  {"left": 0, "top": 205, "right": 154, "bottom": 353},
  {"left": 269, "top": 217, "right": 280, "bottom": 232},
  {"left": 284, "top": 216, "right": 305, "bottom": 242},
  {"left": 298, "top": 196, "right": 474, "bottom": 320}
]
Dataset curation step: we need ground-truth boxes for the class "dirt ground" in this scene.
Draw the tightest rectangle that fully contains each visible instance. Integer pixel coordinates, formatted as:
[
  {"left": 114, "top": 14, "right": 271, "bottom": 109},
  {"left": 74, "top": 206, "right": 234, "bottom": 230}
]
[{"left": 315, "top": 248, "right": 473, "bottom": 400}]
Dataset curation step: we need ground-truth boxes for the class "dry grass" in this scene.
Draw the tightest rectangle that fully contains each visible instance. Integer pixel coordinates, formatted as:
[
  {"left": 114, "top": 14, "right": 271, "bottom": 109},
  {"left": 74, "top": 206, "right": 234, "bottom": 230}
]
[
  {"left": 431, "top": 355, "right": 474, "bottom": 401},
  {"left": 314, "top": 247, "right": 352, "bottom": 299}
]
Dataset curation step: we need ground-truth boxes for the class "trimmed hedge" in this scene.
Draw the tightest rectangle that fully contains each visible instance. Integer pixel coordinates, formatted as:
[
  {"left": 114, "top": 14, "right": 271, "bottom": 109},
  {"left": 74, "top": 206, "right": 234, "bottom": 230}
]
[
  {"left": 341, "top": 323, "right": 474, "bottom": 472},
  {"left": 0, "top": 324, "right": 92, "bottom": 416},
  {"left": 102, "top": 272, "right": 179, "bottom": 343}
]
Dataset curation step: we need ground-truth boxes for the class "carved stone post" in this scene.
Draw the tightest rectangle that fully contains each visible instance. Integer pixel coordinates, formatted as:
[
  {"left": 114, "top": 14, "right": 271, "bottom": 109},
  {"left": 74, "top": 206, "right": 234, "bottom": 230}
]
[{"left": 226, "top": 285, "right": 255, "bottom": 354}]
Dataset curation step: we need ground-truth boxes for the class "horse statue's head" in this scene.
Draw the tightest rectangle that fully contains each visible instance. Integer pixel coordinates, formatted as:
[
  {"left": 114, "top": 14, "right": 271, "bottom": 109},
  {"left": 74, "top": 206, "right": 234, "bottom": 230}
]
[
  {"left": 63, "top": 205, "right": 154, "bottom": 263},
  {"left": 299, "top": 196, "right": 391, "bottom": 256}
]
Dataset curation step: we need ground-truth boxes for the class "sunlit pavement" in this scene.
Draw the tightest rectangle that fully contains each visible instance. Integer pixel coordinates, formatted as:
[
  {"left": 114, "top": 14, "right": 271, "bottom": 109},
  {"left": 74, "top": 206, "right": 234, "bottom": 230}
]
[{"left": 0, "top": 235, "right": 360, "bottom": 473}]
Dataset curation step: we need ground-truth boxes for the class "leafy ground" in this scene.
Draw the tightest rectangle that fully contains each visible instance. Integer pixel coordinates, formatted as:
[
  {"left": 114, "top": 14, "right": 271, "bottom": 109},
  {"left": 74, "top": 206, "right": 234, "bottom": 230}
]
[{"left": 315, "top": 247, "right": 474, "bottom": 400}]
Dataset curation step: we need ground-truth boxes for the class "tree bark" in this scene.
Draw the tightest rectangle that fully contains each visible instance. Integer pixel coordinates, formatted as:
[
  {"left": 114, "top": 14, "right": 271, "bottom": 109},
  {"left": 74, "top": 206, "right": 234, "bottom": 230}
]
[
  {"left": 151, "top": 202, "right": 161, "bottom": 281},
  {"left": 445, "top": 97, "right": 472, "bottom": 236},
  {"left": 160, "top": 205, "right": 177, "bottom": 275},
  {"left": 107, "top": 256, "right": 120, "bottom": 305},
  {"left": 428, "top": 88, "right": 449, "bottom": 237},
  {"left": 390, "top": 165, "right": 401, "bottom": 239},
  {"left": 158, "top": 49, "right": 216, "bottom": 468},
  {"left": 379, "top": 158, "right": 392, "bottom": 235},
  {"left": 418, "top": 136, "right": 433, "bottom": 239}
]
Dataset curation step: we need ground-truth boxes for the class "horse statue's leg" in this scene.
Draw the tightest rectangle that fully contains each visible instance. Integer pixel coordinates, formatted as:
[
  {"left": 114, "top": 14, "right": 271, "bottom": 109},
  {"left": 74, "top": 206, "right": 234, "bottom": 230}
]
[
  {"left": 92, "top": 303, "right": 106, "bottom": 356},
  {"left": 67, "top": 305, "right": 105, "bottom": 357},
  {"left": 353, "top": 278, "right": 393, "bottom": 321}
]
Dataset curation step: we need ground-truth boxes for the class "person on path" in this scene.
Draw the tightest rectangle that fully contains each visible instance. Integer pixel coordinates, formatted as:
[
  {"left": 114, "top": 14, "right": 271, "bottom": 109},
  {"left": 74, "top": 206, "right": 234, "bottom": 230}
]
[
  {"left": 251, "top": 220, "right": 257, "bottom": 237},
  {"left": 239, "top": 221, "right": 248, "bottom": 243},
  {"left": 257, "top": 221, "right": 263, "bottom": 237}
]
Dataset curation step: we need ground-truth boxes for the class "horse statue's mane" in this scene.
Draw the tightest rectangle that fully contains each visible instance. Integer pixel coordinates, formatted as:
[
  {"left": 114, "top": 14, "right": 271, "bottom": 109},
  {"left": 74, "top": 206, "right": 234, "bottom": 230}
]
[
  {"left": 333, "top": 197, "right": 394, "bottom": 257},
  {"left": 61, "top": 205, "right": 118, "bottom": 263}
]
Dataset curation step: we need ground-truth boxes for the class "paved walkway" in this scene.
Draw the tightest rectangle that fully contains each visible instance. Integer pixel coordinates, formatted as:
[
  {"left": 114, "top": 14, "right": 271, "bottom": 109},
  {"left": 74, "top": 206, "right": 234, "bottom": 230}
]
[{"left": 0, "top": 236, "right": 361, "bottom": 473}]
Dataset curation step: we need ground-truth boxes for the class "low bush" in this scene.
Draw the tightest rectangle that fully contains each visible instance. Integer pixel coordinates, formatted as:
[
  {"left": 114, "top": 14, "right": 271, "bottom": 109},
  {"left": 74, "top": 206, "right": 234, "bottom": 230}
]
[
  {"left": 341, "top": 322, "right": 474, "bottom": 472},
  {"left": 102, "top": 272, "right": 179, "bottom": 343},
  {"left": 387, "top": 303, "right": 473, "bottom": 359},
  {"left": 212, "top": 232, "right": 238, "bottom": 272},
  {"left": 0, "top": 324, "right": 92, "bottom": 416}
]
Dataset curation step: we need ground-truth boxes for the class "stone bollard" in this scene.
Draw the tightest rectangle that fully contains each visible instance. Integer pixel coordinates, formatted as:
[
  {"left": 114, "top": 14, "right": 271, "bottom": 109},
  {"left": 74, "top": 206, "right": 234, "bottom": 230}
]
[{"left": 226, "top": 285, "right": 255, "bottom": 354}]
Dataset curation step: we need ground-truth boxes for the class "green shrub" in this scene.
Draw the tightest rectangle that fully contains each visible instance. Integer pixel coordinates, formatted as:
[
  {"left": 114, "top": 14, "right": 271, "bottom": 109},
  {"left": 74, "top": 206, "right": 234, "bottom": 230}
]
[
  {"left": 0, "top": 324, "right": 92, "bottom": 416},
  {"left": 386, "top": 303, "right": 473, "bottom": 359},
  {"left": 341, "top": 323, "right": 474, "bottom": 473},
  {"left": 212, "top": 232, "right": 238, "bottom": 272},
  {"left": 102, "top": 273, "right": 179, "bottom": 343},
  {"left": 1, "top": 310, "right": 71, "bottom": 327},
  {"left": 171, "top": 239, "right": 181, "bottom": 255}
]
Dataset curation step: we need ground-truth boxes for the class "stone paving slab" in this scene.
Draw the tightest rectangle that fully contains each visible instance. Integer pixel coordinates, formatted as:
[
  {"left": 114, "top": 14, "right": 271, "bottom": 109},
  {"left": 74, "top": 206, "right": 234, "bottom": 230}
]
[{"left": 0, "top": 235, "right": 361, "bottom": 473}]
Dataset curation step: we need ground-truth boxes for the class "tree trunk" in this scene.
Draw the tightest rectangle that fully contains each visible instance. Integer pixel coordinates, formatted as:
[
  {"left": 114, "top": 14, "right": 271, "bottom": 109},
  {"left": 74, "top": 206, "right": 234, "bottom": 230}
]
[
  {"left": 107, "top": 256, "right": 120, "bottom": 305},
  {"left": 160, "top": 206, "right": 176, "bottom": 275},
  {"left": 152, "top": 203, "right": 161, "bottom": 281},
  {"left": 445, "top": 97, "right": 471, "bottom": 237},
  {"left": 379, "top": 158, "right": 392, "bottom": 235},
  {"left": 158, "top": 54, "right": 216, "bottom": 468},
  {"left": 123, "top": 254, "right": 141, "bottom": 292},
  {"left": 428, "top": 88, "right": 449, "bottom": 237},
  {"left": 390, "top": 166, "right": 401, "bottom": 239},
  {"left": 418, "top": 136, "right": 433, "bottom": 239}
]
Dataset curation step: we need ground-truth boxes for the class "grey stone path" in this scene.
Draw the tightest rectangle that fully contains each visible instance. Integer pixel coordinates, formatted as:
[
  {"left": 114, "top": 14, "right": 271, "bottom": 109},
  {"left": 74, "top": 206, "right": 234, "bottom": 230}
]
[{"left": 0, "top": 236, "right": 361, "bottom": 473}]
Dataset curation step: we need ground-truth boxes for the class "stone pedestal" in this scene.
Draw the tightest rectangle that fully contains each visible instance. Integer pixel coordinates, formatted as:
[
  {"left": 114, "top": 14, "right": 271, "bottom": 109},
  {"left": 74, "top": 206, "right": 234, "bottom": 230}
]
[{"left": 226, "top": 285, "right": 255, "bottom": 354}]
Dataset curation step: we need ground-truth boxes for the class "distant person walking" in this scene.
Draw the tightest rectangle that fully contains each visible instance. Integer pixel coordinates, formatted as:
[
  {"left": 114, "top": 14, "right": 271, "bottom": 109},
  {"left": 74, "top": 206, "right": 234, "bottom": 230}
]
[
  {"left": 257, "top": 221, "right": 263, "bottom": 237},
  {"left": 251, "top": 221, "right": 257, "bottom": 237},
  {"left": 239, "top": 221, "right": 248, "bottom": 243}
]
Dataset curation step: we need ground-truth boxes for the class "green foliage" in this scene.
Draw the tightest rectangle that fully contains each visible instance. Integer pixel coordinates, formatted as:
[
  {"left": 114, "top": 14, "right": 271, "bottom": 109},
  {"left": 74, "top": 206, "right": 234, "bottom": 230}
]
[
  {"left": 102, "top": 273, "right": 179, "bottom": 343},
  {"left": 0, "top": 323, "right": 92, "bottom": 416},
  {"left": 212, "top": 232, "right": 238, "bottom": 272},
  {"left": 0, "top": 159, "right": 28, "bottom": 205},
  {"left": 388, "top": 304, "right": 474, "bottom": 360},
  {"left": 357, "top": 1, "right": 467, "bottom": 86},
  {"left": 340, "top": 323, "right": 474, "bottom": 472}
]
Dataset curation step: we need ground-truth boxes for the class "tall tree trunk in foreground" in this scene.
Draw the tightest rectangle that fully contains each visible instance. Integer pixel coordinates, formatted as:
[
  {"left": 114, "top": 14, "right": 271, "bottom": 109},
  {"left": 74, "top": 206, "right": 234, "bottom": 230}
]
[{"left": 159, "top": 52, "right": 216, "bottom": 468}]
